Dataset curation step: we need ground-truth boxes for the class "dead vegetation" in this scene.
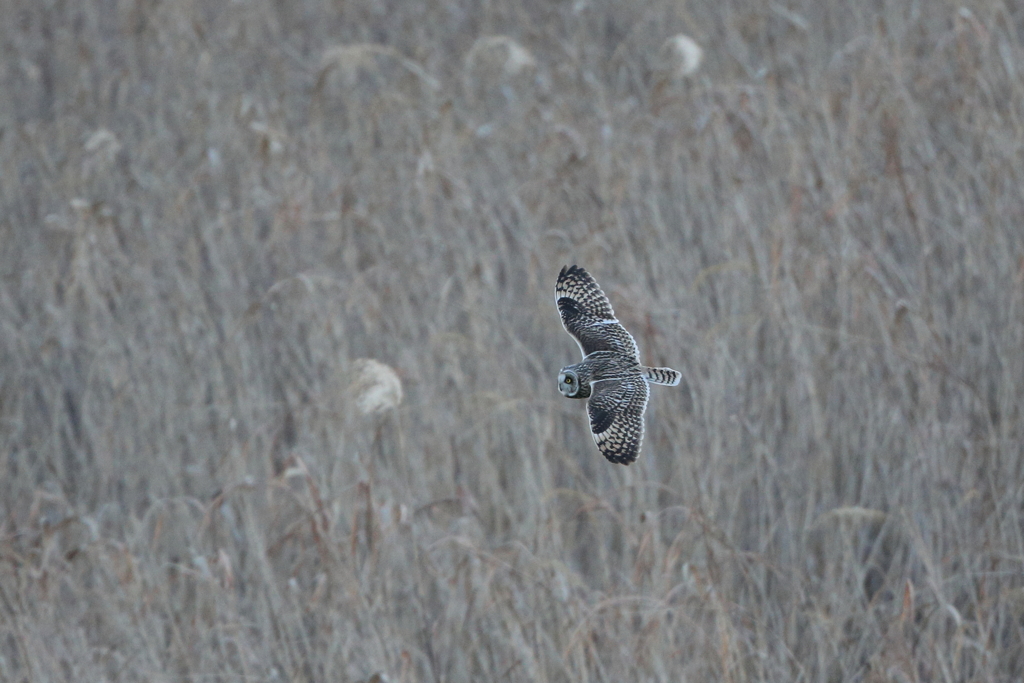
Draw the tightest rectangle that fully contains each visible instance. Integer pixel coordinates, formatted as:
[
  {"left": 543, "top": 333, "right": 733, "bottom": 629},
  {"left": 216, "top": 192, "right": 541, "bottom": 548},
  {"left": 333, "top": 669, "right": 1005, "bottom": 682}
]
[{"left": 2, "top": 1, "right": 1023, "bottom": 681}]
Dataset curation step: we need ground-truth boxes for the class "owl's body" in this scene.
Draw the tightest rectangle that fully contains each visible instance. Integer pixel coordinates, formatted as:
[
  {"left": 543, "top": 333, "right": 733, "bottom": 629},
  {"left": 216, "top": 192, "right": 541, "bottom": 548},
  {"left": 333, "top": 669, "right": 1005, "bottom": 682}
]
[
  {"left": 555, "top": 265, "right": 680, "bottom": 465},
  {"left": 558, "top": 351, "right": 638, "bottom": 399}
]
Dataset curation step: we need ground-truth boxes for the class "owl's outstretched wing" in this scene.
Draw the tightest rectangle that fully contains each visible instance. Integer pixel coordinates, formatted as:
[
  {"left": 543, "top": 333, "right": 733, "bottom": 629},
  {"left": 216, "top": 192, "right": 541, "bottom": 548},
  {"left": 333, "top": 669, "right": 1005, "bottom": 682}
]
[
  {"left": 555, "top": 265, "right": 640, "bottom": 359},
  {"left": 586, "top": 376, "right": 650, "bottom": 465}
]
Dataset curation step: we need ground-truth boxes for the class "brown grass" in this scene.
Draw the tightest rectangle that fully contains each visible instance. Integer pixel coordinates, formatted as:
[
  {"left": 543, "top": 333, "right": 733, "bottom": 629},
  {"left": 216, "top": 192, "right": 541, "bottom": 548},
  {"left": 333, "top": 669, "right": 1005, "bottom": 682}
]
[{"left": 2, "top": 1, "right": 1024, "bottom": 681}]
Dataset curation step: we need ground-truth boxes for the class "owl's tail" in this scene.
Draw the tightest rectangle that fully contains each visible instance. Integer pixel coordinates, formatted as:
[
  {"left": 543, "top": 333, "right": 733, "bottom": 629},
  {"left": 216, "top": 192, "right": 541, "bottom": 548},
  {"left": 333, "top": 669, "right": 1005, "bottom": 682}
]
[{"left": 642, "top": 366, "right": 682, "bottom": 386}]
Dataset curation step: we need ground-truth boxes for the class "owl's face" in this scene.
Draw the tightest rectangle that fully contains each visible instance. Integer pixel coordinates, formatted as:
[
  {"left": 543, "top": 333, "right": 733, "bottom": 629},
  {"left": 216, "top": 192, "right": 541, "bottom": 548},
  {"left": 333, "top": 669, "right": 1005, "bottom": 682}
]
[{"left": 558, "top": 369, "right": 589, "bottom": 398}]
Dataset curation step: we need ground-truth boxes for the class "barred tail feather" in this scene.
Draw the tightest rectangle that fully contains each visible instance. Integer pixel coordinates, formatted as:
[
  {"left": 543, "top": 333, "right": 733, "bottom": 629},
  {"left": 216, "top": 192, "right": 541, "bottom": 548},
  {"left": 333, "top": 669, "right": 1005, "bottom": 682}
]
[{"left": 642, "top": 366, "right": 682, "bottom": 386}]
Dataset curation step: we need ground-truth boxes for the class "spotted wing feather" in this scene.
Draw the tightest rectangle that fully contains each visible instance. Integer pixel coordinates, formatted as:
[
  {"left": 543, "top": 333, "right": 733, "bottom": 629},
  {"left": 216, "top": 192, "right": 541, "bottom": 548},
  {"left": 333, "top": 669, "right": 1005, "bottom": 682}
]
[
  {"left": 586, "top": 377, "right": 650, "bottom": 465},
  {"left": 555, "top": 265, "right": 640, "bottom": 359}
]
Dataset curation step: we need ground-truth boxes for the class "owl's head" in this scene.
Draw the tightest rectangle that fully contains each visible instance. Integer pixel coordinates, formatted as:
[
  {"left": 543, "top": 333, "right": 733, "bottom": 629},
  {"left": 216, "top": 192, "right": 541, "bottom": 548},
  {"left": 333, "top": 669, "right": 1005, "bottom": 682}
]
[{"left": 558, "top": 369, "right": 590, "bottom": 398}]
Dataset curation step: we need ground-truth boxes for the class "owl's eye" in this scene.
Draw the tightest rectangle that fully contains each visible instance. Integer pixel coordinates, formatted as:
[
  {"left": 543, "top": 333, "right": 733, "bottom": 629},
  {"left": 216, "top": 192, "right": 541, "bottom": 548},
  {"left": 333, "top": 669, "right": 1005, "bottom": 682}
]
[{"left": 565, "top": 376, "right": 574, "bottom": 384}]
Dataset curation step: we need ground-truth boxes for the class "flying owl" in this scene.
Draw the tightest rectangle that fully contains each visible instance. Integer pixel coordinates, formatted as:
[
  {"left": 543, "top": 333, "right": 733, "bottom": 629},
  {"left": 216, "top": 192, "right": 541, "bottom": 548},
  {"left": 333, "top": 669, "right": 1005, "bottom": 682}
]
[{"left": 555, "top": 265, "right": 681, "bottom": 465}]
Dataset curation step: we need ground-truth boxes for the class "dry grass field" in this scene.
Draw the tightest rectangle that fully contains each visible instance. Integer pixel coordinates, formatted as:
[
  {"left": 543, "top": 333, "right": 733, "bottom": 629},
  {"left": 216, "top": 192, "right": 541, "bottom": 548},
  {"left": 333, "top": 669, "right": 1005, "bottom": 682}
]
[{"left": 2, "top": 1, "right": 1024, "bottom": 681}]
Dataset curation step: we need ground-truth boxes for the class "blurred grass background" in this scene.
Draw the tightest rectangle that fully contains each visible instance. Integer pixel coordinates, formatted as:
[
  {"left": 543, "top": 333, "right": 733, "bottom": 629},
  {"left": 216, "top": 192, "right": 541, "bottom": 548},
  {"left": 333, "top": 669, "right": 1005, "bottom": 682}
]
[{"left": 2, "top": 1, "right": 1024, "bottom": 681}]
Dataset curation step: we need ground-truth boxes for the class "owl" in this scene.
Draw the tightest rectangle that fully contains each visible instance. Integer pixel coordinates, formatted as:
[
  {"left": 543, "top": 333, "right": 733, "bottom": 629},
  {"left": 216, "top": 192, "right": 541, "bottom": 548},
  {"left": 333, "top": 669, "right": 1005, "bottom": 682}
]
[{"left": 555, "top": 265, "right": 681, "bottom": 465}]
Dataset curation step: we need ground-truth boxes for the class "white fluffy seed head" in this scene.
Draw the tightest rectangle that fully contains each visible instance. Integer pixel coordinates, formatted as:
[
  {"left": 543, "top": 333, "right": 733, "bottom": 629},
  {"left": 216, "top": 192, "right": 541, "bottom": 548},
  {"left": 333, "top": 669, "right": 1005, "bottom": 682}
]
[
  {"left": 466, "top": 36, "right": 536, "bottom": 77},
  {"left": 85, "top": 128, "right": 120, "bottom": 155},
  {"left": 83, "top": 129, "right": 121, "bottom": 175},
  {"left": 660, "top": 34, "right": 704, "bottom": 78},
  {"left": 350, "top": 358, "right": 403, "bottom": 416},
  {"left": 502, "top": 41, "right": 536, "bottom": 76}
]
